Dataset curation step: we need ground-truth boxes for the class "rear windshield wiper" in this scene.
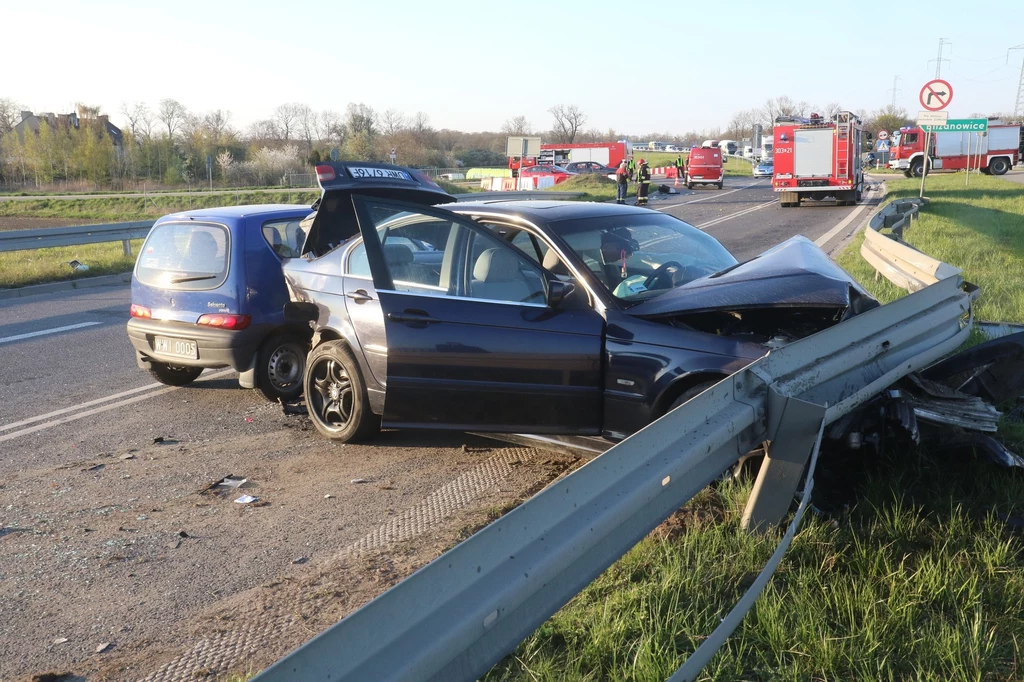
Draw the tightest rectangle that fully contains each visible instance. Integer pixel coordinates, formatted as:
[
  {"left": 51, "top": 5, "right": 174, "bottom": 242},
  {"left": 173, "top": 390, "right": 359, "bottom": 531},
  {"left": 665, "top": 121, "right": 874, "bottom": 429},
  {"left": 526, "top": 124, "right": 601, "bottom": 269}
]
[{"left": 170, "top": 274, "right": 217, "bottom": 283}]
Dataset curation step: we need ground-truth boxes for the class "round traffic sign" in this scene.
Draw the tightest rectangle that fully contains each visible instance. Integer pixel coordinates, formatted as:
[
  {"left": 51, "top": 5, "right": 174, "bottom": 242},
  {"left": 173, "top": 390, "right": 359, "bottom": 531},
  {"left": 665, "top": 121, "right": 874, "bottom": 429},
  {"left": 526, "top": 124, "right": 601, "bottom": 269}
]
[
  {"left": 919, "top": 79, "right": 953, "bottom": 112},
  {"left": 877, "top": 130, "right": 889, "bottom": 140}
]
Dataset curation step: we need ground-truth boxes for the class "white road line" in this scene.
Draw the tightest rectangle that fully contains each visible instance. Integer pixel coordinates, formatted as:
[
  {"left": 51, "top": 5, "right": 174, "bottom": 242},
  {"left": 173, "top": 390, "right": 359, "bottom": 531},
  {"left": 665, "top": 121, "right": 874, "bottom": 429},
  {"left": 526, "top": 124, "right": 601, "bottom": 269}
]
[
  {"left": 0, "top": 321, "right": 101, "bottom": 344},
  {"left": 694, "top": 200, "right": 779, "bottom": 231},
  {"left": 0, "top": 381, "right": 164, "bottom": 432},
  {"left": 0, "top": 368, "right": 235, "bottom": 442},
  {"left": 654, "top": 179, "right": 767, "bottom": 211},
  {"left": 814, "top": 200, "right": 874, "bottom": 249}
]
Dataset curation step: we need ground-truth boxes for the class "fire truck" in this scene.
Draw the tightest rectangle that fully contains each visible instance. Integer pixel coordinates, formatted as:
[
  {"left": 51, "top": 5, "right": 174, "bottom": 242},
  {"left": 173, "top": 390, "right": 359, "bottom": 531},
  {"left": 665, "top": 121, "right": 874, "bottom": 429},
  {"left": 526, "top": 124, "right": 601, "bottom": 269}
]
[
  {"left": 772, "top": 111, "right": 864, "bottom": 207},
  {"left": 888, "top": 121, "right": 1023, "bottom": 177},
  {"left": 537, "top": 141, "right": 632, "bottom": 168}
]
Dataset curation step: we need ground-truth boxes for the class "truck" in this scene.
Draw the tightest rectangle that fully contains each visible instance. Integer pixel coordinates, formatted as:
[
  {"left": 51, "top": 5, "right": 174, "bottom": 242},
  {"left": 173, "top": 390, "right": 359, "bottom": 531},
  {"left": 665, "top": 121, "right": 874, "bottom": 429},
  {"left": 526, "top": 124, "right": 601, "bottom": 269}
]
[
  {"left": 717, "top": 139, "right": 739, "bottom": 157},
  {"left": 772, "top": 111, "right": 863, "bottom": 207},
  {"left": 685, "top": 145, "right": 724, "bottom": 190},
  {"left": 754, "top": 134, "right": 774, "bottom": 162},
  {"left": 888, "top": 121, "right": 1023, "bottom": 177},
  {"left": 537, "top": 141, "right": 633, "bottom": 168}
]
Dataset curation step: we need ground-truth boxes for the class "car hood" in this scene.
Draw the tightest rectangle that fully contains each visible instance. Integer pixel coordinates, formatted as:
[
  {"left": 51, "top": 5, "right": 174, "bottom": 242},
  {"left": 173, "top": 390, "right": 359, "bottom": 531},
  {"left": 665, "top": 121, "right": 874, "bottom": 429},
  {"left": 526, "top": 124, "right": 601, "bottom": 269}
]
[{"left": 628, "top": 236, "right": 878, "bottom": 318}]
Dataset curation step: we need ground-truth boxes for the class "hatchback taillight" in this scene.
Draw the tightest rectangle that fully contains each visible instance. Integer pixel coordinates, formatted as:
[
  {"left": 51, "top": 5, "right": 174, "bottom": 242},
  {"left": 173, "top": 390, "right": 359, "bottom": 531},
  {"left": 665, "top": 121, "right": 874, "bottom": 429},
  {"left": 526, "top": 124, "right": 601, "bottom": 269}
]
[
  {"left": 315, "top": 164, "right": 336, "bottom": 182},
  {"left": 197, "top": 313, "right": 251, "bottom": 330},
  {"left": 130, "top": 303, "right": 152, "bottom": 319}
]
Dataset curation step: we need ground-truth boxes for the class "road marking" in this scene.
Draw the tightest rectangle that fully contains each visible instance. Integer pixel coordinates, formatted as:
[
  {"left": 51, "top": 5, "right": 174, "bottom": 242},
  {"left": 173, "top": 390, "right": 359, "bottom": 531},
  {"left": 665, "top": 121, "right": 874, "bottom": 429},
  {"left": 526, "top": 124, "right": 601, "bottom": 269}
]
[
  {"left": 654, "top": 180, "right": 767, "bottom": 211},
  {"left": 695, "top": 200, "right": 779, "bottom": 230},
  {"left": 814, "top": 200, "right": 874, "bottom": 250},
  {"left": 0, "top": 368, "right": 235, "bottom": 442},
  {"left": 0, "top": 321, "right": 101, "bottom": 344}
]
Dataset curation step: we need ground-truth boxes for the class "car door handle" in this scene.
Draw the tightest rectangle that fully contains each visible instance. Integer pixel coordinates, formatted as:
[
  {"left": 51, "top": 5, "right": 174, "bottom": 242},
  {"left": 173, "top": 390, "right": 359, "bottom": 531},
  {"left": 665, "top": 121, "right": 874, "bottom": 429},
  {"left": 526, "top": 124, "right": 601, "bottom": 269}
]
[
  {"left": 346, "top": 289, "right": 373, "bottom": 304},
  {"left": 387, "top": 310, "right": 438, "bottom": 324}
]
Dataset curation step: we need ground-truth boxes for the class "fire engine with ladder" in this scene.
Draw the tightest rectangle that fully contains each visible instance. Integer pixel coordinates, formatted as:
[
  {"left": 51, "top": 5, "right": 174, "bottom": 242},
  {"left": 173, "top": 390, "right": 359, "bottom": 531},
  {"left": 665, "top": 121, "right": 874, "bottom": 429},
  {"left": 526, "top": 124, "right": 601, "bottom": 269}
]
[{"left": 772, "top": 111, "right": 864, "bottom": 207}]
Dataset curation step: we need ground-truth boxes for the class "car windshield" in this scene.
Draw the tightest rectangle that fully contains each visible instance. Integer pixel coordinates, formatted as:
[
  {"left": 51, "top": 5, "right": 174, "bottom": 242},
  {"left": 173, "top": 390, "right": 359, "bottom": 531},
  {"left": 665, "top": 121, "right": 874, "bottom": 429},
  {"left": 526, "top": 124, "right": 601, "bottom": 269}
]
[{"left": 547, "top": 213, "right": 738, "bottom": 304}]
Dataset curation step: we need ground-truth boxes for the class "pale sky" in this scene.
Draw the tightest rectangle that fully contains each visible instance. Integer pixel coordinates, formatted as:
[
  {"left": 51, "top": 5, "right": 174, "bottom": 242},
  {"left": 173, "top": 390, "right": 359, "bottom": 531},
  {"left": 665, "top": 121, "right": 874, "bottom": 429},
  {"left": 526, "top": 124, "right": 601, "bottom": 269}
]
[{"left": 6, "top": 0, "right": 1024, "bottom": 135}]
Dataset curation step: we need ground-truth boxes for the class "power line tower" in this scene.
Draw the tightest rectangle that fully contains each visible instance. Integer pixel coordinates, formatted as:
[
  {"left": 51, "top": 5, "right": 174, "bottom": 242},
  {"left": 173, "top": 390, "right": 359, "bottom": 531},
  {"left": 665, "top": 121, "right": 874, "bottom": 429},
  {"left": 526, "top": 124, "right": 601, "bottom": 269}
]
[
  {"left": 887, "top": 76, "right": 903, "bottom": 108},
  {"left": 928, "top": 38, "right": 951, "bottom": 78},
  {"left": 1010, "top": 44, "right": 1024, "bottom": 120}
]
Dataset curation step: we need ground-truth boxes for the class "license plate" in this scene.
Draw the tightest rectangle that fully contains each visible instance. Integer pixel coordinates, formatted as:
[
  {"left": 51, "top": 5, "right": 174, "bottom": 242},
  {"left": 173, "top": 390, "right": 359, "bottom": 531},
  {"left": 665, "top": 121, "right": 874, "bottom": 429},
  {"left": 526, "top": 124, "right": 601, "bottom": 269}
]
[
  {"left": 154, "top": 336, "right": 198, "bottom": 359},
  {"left": 692, "top": 175, "right": 703, "bottom": 179},
  {"left": 348, "top": 166, "right": 411, "bottom": 181}
]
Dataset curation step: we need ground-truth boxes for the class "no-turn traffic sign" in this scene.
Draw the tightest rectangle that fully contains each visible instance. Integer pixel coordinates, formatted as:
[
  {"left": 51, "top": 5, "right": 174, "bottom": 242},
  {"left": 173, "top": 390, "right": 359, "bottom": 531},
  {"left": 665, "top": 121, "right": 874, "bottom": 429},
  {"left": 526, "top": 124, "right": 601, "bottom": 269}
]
[
  {"left": 919, "top": 79, "right": 953, "bottom": 112},
  {"left": 877, "top": 130, "right": 889, "bottom": 140}
]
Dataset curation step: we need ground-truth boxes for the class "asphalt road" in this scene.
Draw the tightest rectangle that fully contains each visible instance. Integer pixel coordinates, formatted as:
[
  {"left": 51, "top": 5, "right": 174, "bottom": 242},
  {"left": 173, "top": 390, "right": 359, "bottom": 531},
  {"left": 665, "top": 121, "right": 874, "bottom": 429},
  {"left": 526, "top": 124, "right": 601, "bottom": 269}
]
[{"left": 0, "top": 176, "right": 879, "bottom": 678}]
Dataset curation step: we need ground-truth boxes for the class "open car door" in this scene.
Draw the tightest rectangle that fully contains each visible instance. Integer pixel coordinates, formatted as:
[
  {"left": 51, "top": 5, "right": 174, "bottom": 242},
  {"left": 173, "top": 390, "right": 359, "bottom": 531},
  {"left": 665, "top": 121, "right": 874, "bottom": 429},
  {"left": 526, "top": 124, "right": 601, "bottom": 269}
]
[{"left": 352, "top": 196, "right": 605, "bottom": 434}]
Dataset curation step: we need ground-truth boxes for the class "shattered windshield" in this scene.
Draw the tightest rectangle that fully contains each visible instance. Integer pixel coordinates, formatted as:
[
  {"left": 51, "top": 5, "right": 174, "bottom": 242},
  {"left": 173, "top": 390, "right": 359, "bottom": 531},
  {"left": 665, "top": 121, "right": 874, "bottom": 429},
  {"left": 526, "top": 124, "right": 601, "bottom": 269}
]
[{"left": 547, "top": 213, "right": 738, "bottom": 304}]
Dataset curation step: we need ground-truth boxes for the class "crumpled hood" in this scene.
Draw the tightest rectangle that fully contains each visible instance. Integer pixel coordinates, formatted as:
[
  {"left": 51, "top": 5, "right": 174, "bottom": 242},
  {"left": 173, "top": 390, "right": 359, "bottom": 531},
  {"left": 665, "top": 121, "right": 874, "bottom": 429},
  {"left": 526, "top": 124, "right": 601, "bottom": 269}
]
[{"left": 628, "top": 236, "right": 878, "bottom": 318}]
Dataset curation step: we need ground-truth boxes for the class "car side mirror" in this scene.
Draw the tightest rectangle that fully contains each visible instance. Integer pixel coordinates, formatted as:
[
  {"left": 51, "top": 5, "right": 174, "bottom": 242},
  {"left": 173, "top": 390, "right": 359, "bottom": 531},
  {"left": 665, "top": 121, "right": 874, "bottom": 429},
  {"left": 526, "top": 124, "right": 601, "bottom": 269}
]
[
  {"left": 284, "top": 301, "right": 319, "bottom": 323},
  {"left": 547, "top": 280, "right": 576, "bottom": 307}
]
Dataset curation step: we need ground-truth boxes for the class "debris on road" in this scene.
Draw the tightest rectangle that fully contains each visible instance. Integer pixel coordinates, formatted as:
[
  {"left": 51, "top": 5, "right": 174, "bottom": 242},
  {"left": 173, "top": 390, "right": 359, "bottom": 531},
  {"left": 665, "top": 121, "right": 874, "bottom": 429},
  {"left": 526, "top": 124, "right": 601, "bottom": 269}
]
[
  {"left": 52, "top": 638, "right": 68, "bottom": 645},
  {"left": 152, "top": 437, "right": 179, "bottom": 445},
  {"left": 292, "top": 556, "right": 309, "bottom": 564},
  {"left": 244, "top": 416, "right": 254, "bottom": 423},
  {"left": 280, "top": 399, "right": 308, "bottom": 416},
  {"left": 30, "top": 672, "right": 73, "bottom": 682},
  {"left": 215, "top": 475, "right": 248, "bottom": 489},
  {"left": 82, "top": 463, "right": 105, "bottom": 472},
  {"left": 68, "top": 259, "right": 89, "bottom": 272},
  {"left": 119, "top": 453, "right": 136, "bottom": 460},
  {"left": 324, "top": 494, "right": 335, "bottom": 499},
  {"left": 178, "top": 530, "right": 190, "bottom": 538},
  {"left": 351, "top": 478, "right": 369, "bottom": 484},
  {"left": 95, "top": 642, "right": 112, "bottom": 653},
  {"left": 234, "top": 495, "right": 259, "bottom": 504}
]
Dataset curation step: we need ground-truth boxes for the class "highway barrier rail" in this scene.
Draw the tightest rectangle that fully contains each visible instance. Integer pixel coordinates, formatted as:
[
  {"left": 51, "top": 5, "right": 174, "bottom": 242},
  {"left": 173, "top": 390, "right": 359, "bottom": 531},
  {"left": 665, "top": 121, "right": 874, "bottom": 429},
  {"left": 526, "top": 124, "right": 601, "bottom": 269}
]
[
  {"left": 0, "top": 192, "right": 583, "bottom": 254},
  {"left": 251, "top": 193, "right": 974, "bottom": 681}
]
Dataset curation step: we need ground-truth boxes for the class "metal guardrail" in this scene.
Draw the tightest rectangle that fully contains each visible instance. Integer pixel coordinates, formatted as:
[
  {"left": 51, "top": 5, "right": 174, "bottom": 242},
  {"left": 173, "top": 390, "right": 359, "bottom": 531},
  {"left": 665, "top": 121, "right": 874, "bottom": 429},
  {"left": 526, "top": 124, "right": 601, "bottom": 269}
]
[
  {"left": 252, "top": 239, "right": 973, "bottom": 678},
  {"left": 860, "top": 197, "right": 963, "bottom": 291},
  {"left": 0, "top": 193, "right": 583, "bottom": 254}
]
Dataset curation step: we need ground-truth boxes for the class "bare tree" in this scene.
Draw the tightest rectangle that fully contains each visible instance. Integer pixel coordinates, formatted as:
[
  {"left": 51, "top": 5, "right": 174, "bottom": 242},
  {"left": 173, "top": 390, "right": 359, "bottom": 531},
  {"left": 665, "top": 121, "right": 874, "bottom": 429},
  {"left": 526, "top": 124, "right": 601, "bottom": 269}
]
[
  {"left": 824, "top": 102, "right": 843, "bottom": 119},
  {"left": 316, "top": 109, "right": 344, "bottom": 146},
  {"left": 272, "top": 103, "right": 303, "bottom": 141},
  {"left": 501, "top": 115, "right": 532, "bottom": 136},
  {"left": 247, "top": 119, "right": 278, "bottom": 145},
  {"left": 549, "top": 104, "right": 587, "bottom": 143},
  {"left": 345, "top": 103, "right": 377, "bottom": 136},
  {"left": 760, "top": 95, "right": 802, "bottom": 128},
  {"left": 120, "top": 102, "right": 151, "bottom": 137},
  {"left": 158, "top": 99, "right": 188, "bottom": 139},
  {"left": 381, "top": 108, "right": 406, "bottom": 138},
  {"left": 0, "top": 97, "right": 21, "bottom": 135}
]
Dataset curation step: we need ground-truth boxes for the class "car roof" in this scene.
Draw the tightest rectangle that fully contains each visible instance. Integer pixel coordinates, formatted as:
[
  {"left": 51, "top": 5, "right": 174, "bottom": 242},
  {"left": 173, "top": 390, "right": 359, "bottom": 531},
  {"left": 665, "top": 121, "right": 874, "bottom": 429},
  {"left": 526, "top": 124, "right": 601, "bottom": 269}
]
[
  {"left": 157, "top": 204, "right": 313, "bottom": 222},
  {"left": 449, "top": 200, "right": 654, "bottom": 224}
]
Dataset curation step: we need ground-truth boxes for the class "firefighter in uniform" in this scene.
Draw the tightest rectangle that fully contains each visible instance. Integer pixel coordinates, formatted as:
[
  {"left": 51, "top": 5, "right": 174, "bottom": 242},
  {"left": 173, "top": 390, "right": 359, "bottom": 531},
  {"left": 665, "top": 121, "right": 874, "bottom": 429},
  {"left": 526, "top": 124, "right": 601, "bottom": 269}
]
[
  {"left": 636, "top": 158, "right": 651, "bottom": 206},
  {"left": 615, "top": 159, "right": 629, "bottom": 204}
]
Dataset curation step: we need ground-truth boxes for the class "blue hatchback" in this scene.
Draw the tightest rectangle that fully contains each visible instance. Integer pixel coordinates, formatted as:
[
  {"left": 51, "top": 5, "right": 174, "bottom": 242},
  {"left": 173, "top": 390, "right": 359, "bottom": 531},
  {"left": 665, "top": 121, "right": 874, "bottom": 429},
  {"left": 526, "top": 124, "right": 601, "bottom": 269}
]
[{"left": 126, "top": 204, "right": 315, "bottom": 401}]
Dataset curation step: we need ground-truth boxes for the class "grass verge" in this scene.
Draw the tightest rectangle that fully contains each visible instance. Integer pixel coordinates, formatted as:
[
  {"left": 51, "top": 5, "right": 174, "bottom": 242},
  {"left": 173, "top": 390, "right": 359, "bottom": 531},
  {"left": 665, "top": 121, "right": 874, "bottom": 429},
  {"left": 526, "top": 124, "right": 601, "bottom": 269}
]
[
  {"left": 482, "top": 171, "right": 1024, "bottom": 681},
  {"left": 0, "top": 240, "right": 145, "bottom": 289},
  {"left": 638, "top": 151, "right": 753, "bottom": 177}
]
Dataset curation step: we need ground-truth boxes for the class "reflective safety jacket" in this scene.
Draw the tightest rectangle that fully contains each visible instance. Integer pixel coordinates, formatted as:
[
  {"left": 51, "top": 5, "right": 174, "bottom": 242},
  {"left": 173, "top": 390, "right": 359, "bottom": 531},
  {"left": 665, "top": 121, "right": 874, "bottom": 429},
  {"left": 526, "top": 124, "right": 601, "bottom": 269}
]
[{"left": 638, "top": 164, "right": 651, "bottom": 183}]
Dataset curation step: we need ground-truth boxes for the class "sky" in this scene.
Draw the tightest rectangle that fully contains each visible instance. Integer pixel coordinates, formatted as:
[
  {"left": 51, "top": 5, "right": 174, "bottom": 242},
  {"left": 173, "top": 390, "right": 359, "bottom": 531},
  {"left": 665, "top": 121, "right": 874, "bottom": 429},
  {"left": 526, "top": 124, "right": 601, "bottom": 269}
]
[{"left": 5, "top": 0, "right": 1024, "bottom": 135}]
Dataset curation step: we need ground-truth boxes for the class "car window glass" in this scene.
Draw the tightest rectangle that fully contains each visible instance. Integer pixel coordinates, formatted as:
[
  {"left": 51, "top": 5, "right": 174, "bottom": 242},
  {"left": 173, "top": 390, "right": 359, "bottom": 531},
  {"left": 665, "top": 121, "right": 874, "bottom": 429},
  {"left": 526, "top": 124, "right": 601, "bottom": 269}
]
[
  {"left": 362, "top": 201, "right": 546, "bottom": 305},
  {"left": 136, "top": 222, "right": 229, "bottom": 291},
  {"left": 347, "top": 242, "right": 371, "bottom": 277},
  {"left": 511, "top": 230, "right": 543, "bottom": 263},
  {"left": 262, "top": 218, "right": 306, "bottom": 259}
]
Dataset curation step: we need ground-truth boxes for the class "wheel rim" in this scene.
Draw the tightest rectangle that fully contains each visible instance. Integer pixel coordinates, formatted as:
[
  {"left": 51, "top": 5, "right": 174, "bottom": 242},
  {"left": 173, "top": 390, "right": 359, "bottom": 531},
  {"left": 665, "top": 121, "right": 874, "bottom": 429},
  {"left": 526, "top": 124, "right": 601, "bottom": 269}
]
[
  {"left": 267, "top": 343, "right": 303, "bottom": 390},
  {"left": 309, "top": 356, "right": 354, "bottom": 431}
]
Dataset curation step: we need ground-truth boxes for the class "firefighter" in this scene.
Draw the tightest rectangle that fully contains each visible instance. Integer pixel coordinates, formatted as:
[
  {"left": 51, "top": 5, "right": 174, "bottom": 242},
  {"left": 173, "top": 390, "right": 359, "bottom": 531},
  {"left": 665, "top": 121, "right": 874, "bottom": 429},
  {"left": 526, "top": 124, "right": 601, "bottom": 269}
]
[
  {"left": 627, "top": 156, "right": 636, "bottom": 182},
  {"left": 615, "top": 159, "right": 629, "bottom": 204},
  {"left": 675, "top": 154, "right": 685, "bottom": 183},
  {"left": 636, "top": 158, "right": 651, "bottom": 206}
]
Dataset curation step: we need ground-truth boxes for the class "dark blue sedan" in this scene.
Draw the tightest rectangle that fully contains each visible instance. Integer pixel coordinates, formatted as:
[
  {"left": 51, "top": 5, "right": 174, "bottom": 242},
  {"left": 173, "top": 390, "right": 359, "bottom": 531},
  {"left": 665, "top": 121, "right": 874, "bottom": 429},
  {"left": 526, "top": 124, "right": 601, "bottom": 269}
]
[
  {"left": 283, "top": 162, "right": 878, "bottom": 443},
  {"left": 126, "top": 204, "right": 314, "bottom": 401}
]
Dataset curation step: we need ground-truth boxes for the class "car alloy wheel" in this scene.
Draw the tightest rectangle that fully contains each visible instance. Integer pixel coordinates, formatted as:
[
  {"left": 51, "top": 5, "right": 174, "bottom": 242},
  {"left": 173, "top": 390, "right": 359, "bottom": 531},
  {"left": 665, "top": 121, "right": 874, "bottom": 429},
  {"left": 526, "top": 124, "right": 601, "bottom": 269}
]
[
  {"left": 303, "top": 341, "right": 377, "bottom": 442},
  {"left": 311, "top": 357, "right": 354, "bottom": 429}
]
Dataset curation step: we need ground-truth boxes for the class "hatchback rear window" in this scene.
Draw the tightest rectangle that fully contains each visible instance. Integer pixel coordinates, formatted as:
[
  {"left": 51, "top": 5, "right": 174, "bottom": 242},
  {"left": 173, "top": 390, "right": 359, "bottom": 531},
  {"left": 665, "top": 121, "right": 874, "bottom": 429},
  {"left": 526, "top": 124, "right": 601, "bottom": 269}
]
[{"left": 136, "top": 222, "right": 230, "bottom": 290}]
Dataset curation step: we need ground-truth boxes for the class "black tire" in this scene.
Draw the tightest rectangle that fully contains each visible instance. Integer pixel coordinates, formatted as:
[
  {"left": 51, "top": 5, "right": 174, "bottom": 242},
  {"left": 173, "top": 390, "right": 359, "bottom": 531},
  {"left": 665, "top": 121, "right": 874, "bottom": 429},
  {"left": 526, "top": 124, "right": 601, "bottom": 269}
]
[
  {"left": 304, "top": 340, "right": 376, "bottom": 442},
  {"left": 989, "top": 157, "right": 1010, "bottom": 176},
  {"left": 717, "top": 182, "right": 724, "bottom": 190},
  {"left": 909, "top": 158, "right": 925, "bottom": 178},
  {"left": 686, "top": 182, "right": 694, "bottom": 190},
  {"left": 149, "top": 362, "right": 202, "bottom": 387},
  {"left": 256, "top": 332, "right": 307, "bottom": 402}
]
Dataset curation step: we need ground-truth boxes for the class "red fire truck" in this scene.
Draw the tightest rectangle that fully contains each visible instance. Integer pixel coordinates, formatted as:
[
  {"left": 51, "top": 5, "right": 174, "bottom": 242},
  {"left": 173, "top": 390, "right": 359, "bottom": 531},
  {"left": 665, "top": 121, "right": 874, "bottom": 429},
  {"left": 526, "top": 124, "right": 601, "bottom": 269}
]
[
  {"left": 772, "top": 111, "right": 864, "bottom": 207},
  {"left": 538, "top": 141, "right": 632, "bottom": 168},
  {"left": 888, "top": 121, "right": 1022, "bottom": 177}
]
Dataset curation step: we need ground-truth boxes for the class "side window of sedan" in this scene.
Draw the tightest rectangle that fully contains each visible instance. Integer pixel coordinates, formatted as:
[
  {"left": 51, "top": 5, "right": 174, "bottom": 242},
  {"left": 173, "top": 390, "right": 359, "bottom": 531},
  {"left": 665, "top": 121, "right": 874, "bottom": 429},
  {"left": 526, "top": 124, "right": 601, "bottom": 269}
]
[{"left": 362, "top": 201, "right": 546, "bottom": 305}]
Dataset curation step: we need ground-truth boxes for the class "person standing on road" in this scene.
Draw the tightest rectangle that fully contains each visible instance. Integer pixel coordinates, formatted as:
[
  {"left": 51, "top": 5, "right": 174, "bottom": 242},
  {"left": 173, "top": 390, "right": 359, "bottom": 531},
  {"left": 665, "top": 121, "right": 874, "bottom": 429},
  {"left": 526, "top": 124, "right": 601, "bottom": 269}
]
[
  {"left": 615, "top": 159, "right": 629, "bottom": 204},
  {"left": 627, "top": 156, "right": 636, "bottom": 182},
  {"left": 675, "top": 154, "right": 685, "bottom": 182},
  {"left": 636, "top": 158, "right": 651, "bottom": 206}
]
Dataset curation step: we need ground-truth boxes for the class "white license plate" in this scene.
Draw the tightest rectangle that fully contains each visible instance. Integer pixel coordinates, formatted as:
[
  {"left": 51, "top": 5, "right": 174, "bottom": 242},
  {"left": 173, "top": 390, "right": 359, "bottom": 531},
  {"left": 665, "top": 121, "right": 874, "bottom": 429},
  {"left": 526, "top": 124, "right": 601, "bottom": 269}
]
[
  {"left": 154, "top": 336, "right": 197, "bottom": 359},
  {"left": 348, "top": 166, "right": 411, "bottom": 181},
  {"left": 692, "top": 175, "right": 703, "bottom": 179}
]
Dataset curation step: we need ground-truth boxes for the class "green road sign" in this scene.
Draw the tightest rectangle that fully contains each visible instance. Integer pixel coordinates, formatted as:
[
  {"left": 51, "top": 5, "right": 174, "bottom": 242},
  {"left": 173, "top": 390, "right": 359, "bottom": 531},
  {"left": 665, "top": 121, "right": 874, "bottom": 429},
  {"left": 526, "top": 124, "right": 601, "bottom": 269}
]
[{"left": 924, "top": 118, "right": 988, "bottom": 133}]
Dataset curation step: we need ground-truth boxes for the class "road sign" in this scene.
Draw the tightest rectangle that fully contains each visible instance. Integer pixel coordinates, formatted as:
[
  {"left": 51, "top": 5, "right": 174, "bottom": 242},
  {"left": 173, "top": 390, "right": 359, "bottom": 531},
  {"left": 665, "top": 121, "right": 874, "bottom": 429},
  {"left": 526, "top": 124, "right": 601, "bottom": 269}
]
[
  {"left": 330, "top": 148, "right": 339, "bottom": 162},
  {"left": 919, "top": 79, "right": 953, "bottom": 111},
  {"left": 389, "top": 147, "right": 397, "bottom": 163},
  {"left": 877, "top": 130, "right": 889, "bottom": 140},
  {"left": 505, "top": 136, "right": 541, "bottom": 158},
  {"left": 923, "top": 118, "right": 988, "bottom": 133},
  {"left": 877, "top": 140, "right": 890, "bottom": 151},
  {"left": 917, "top": 110, "right": 948, "bottom": 126}
]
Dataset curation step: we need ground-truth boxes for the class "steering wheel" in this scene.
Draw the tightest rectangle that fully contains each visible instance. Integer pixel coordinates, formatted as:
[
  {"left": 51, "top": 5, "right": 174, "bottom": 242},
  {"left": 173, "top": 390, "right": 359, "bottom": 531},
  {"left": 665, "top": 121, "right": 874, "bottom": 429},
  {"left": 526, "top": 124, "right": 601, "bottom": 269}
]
[{"left": 644, "top": 260, "right": 685, "bottom": 290}]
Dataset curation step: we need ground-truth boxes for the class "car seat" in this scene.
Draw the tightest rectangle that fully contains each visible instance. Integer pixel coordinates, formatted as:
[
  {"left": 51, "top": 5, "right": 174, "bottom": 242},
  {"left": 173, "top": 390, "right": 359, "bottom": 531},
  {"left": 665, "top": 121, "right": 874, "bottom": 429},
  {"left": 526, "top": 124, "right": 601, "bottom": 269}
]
[
  {"left": 383, "top": 242, "right": 416, "bottom": 285},
  {"left": 184, "top": 230, "right": 222, "bottom": 272},
  {"left": 471, "top": 248, "right": 535, "bottom": 303}
]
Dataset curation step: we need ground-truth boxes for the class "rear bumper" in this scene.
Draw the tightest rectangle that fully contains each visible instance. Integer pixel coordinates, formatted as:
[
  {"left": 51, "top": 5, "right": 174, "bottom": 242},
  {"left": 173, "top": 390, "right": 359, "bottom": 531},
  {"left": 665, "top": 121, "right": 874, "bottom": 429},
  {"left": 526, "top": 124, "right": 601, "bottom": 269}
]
[{"left": 127, "top": 317, "right": 266, "bottom": 370}]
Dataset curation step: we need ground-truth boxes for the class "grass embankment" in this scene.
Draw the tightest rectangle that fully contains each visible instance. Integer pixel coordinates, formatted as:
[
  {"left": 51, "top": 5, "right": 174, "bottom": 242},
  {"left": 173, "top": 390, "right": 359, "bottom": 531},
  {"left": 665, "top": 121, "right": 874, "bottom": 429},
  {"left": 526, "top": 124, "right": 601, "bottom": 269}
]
[
  {"left": 639, "top": 151, "right": 753, "bottom": 177},
  {"left": 0, "top": 190, "right": 318, "bottom": 290},
  {"left": 482, "top": 172, "right": 1024, "bottom": 681}
]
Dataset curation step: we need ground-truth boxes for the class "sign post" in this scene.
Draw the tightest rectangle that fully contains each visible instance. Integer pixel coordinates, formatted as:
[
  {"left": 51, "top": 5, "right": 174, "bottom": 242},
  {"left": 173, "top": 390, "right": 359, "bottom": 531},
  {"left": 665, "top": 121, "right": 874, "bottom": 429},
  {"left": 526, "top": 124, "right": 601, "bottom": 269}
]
[
  {"left": 505, "top": 136, "right": 542, "bottom": 184},
  {"left": 916, "top": 80, "right": 953, "bottom": 199},
  {"left": 390, "top": 147, "right": 397, "bottom": 164}
]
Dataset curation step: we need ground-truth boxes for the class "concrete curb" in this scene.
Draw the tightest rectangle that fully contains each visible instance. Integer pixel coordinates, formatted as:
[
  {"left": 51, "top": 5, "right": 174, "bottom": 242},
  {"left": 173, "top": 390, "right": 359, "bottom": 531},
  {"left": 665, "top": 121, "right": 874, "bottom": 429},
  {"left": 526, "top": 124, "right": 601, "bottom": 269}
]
[{"left": 0, "top": 271, "right": 132, "bottom": 301}]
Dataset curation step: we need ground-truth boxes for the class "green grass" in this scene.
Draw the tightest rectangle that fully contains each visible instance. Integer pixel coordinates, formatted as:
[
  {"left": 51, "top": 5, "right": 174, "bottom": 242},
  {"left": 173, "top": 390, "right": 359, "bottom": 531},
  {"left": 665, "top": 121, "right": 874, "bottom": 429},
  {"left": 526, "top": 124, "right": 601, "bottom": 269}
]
[
  {"left": 637, "top": 151, "right": 754, "bottom": 177},
  {"left": 0, "top": 239, "right": 145, "bottom": 289},
  {"left": 484, "top": 452, "right": 1024, "bottom": 681},
  {"left": 546, "top": 174, "right": 620, "bottom": 202},
  {"left": 0, "top": 190, "right": 319, "bottom": 223},
  {"left": 837, "top": 173, "right": 1024, "bottom": 322}
]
